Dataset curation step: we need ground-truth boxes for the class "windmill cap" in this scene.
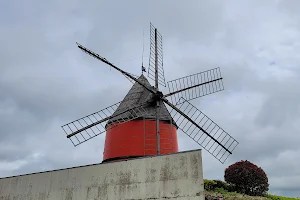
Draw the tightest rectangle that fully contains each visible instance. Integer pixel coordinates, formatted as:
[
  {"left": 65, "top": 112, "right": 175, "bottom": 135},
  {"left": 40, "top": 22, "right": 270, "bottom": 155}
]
[{"left": 106, "top": 74, "right": 177, "bottom": 128}]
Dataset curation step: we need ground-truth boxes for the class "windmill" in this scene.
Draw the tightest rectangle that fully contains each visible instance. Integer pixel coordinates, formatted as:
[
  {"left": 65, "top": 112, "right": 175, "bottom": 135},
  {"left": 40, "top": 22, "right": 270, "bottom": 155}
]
[{"left": 61, "top": 23, "right": 239, "bottom": 164}]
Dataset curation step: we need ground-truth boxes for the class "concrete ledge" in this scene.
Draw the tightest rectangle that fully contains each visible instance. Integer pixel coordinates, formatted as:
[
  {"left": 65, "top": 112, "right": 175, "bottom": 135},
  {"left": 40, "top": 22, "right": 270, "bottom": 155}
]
[{"left": 0, "top": 149, "right": 204, "bottom": 200}]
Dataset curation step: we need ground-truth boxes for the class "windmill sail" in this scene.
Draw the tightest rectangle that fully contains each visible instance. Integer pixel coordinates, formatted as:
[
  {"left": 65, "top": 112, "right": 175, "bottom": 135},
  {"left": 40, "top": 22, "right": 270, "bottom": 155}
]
[
  {"left": 148, "top": 23, "right": 166, "bottom": 87},
  {"left": 62, "top": 101, "right": 149, "bottom": 146},
  {"left": 165, "top": 97, "right": 238, "bottom": 163},
  {"left": 62, "top": 74, "right": 177, "bottom": 147},
  {"left": 76, "top": 42, "right": 156, "bottom": 95},
  {"left": 123, "top": 72, "right": 139, "bottom": 84},
  {"left": 165, "top": 67, "right": 224, "bottom": 105}
]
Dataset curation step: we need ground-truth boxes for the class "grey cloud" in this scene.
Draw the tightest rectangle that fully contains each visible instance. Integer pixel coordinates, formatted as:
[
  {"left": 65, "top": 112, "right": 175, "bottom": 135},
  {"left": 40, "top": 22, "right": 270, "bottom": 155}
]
[{"left": 1, "top": 0, "right": 300, "bottom": 197}]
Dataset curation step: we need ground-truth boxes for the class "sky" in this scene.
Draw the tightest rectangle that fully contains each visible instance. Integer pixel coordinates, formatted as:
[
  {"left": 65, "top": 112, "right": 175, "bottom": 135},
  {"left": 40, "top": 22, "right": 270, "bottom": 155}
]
[{"left": 1, "top": 0, "right": 300, "bottom": 197}]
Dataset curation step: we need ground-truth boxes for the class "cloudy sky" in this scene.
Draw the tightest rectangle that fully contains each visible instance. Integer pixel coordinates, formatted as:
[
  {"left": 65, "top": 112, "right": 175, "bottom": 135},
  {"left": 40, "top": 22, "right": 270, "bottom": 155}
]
[{"left": 1, "top": 0, "right": 300, "bottom": 197}]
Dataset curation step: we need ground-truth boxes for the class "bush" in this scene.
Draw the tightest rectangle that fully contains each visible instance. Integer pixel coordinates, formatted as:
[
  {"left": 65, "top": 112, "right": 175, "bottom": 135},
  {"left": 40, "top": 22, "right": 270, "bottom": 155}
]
[
  {"left": 224, "top": 160, "right": 269, "bottom": 196},
  {"left": 204, "top": 179, "right": 229, "bottom": 191},
  {"left": 213, "top": 179, "right": 229, "bottom": 190},
  {"left": 204, "top": 179, "right": 217, "bottom": 191}
]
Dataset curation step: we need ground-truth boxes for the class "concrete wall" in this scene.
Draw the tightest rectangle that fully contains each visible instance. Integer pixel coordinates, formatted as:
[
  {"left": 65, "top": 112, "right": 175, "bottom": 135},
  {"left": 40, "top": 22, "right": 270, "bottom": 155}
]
[{"left": 0, "top": 150, "right": 204, "bottom": 200}]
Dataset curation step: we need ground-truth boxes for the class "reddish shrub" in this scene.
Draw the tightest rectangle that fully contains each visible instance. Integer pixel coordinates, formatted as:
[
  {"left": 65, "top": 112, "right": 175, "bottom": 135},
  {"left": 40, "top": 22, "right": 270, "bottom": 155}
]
[{"left": 224, "top": 160, "right": 269, "bottom": 196}]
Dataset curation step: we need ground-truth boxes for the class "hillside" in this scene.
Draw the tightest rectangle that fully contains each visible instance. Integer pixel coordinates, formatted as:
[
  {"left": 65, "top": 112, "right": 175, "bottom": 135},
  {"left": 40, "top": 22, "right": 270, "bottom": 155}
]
[
  {"left": 205, "top": 190, "right": 299, "bottom": 200},
  {"left": 204, "top": 180, "right": 299, "bottom": 200}
]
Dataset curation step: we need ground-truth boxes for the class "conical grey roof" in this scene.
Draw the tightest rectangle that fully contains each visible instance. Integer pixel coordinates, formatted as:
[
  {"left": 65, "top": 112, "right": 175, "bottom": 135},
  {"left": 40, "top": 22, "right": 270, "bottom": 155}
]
[{"left": 106, "top": 74, "right": 177, "bottom": 127}]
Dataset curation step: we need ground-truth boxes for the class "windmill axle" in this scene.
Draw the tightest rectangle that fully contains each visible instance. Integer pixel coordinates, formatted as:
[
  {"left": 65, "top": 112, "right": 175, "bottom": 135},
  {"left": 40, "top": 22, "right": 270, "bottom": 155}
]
[
  {"left": 153, "top": 91, "right": 163, "bottom": 100},
  {"left": 148, "top": 91, "right": 163, "bottom": 106}
]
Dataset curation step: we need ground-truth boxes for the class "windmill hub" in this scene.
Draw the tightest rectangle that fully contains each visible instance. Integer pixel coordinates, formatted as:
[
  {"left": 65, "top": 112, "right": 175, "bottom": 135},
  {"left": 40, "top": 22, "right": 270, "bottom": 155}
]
[
  {"left": 148, "top": 91, "right": 163, "bottom": 106},
  {"left": 153, "top": 91, "right": 163, "bottom": 101}
]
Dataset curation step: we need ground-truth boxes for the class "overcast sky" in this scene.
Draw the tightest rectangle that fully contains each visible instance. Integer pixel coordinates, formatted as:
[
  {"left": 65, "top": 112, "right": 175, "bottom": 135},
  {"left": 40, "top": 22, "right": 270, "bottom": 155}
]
[{"left": 1, "top": 0, "right": 300, "bottom": 197}]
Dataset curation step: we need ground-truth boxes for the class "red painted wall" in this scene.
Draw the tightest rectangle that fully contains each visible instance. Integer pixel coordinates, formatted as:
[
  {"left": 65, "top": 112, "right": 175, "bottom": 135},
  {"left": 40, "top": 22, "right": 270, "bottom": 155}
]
[{"left": 103, "top": 120, "right": 178, "bottom": 161}]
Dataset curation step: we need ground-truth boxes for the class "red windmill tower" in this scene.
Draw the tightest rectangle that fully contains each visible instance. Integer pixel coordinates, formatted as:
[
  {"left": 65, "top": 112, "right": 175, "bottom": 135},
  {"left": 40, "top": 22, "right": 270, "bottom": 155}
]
[
  {"left": 62, "top": 23, "right": 239, "bottom": 164},
  {"left": 103, "top": 74, "right": 179, "bottom": 162}
]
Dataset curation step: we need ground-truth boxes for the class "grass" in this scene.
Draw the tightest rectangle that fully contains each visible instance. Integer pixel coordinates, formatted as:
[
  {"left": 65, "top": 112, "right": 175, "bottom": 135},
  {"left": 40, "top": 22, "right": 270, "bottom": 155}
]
[
  {"left": 205, "top": 189, "right": 268, "bottom": 200},
  {"left": 266, "top": 194, "right": 300, "bottom": 200},
  {"left": 203, "top": 179, "right": 299, "bottom": 200},
  {"left": 205, "top": 188, "right": 299, "bottom": 200}
]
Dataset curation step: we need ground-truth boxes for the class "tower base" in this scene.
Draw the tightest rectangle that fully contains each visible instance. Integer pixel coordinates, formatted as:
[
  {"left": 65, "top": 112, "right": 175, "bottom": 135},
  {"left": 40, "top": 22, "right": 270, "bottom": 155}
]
[{"left": 0, "top": 150, "right": 204, "bottom": 200}]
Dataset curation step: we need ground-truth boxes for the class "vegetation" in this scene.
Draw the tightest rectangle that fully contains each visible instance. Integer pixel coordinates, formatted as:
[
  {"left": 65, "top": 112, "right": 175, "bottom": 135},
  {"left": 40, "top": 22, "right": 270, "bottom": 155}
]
[
  {"left": 224, "top": 160, "right": 269, "bottom": 196},
  {"left": 204, "top": 179, "right": 229, "bottom": 191},
  {"left": 205, "top": 189, "right": 268, "bottom": 200},
  {"left": 266, "top": 194, "right": 300, "bottom": 200},
  {"left": 204, "top": 179, "right": 299, "bottom": 200},
  {"left": 203, "top": 160, "right": 298, "bottom": 200}
]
